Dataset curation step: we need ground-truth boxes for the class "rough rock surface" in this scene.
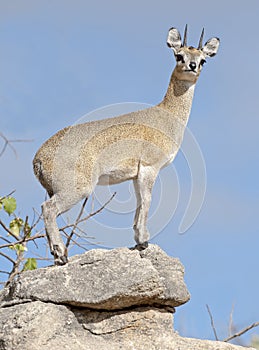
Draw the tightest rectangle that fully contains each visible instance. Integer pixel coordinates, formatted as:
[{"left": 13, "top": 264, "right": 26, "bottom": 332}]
[
  {"left": 0, "top": 244, "right": 255, "bottom": 350},
  {"left": 1, "top": 245, "right": 189, "bottom": 310}
]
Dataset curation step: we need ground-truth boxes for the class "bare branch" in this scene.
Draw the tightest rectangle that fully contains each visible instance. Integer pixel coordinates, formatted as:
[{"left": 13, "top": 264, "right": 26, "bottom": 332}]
[
  {"left": 87, "top": 192, "right": 116, "bottom": 219},
  {"left": 0, "top": 183, "right": 114, "bottom": 286},
  {"left": 63, "top": 192, "right": 116, "bottom": 232},
  {"left": 7, "top": 248, "right": 25, "bottom": 286},
  {"left": 4, "top": 217, "right": 37, "bottom": 286},
  {"left": 30, "top": 208, "right": 43, "bottom": 230},
  {"left": 228, "top": 303, "right": 235, "bottom": 338},
  {"left": 0, "top": 132, "right": 33, "bottom": 158},
  {"left": 61, "top": 229, "right": 88, "bottom": 251},
  {"left": 0, "top": 234, "right": 12, "bottom": 244},
  {"left": 65, "top": 197, "right": 88, "bottom": 248},
  {"left": 0, "top": 219, "right": 20, "bottom": 241},
  {"left": 0, "top": 251, "right": 16, "bottom": 264},
  {"left": 0, "top": 233, "right": 45, "bottom": 249},
  {"left": 65, "top": 192, "right": 116, "bottom": 248},
  {"left": 1, "top": 190, "right": 16, "bottom": 200},
  {"left": 64, "top": 224, "right": 95, "bottom": 239},
  {"left": 224, "top": 321, "right": 259, "bottom": 343},
  {"left": 23, "top": 216, "right": 30, "bottom": 238},
  {"left": 206, "top": 304, "right": 219, "bottom": 341},
  {"left": 90, "top": 194, "right": 95, "bottom": 213}
]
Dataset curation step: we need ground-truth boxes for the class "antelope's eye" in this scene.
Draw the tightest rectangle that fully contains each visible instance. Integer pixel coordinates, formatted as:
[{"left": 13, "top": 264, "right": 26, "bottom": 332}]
[
  {"left": 175, "top": 54, "right": 185, "bottom": 63},
  {"left": 200, "top": 59, "right": 206, "bottom": 66}
]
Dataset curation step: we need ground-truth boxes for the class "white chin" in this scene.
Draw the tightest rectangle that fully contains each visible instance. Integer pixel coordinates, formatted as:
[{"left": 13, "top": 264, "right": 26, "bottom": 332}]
[{"left": 180, "top": 71, "right": 198, "bottom": 82}]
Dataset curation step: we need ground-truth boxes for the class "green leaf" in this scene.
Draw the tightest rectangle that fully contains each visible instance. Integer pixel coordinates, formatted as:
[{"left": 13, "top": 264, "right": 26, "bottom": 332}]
[
  {"left": 0, "top": 198, "right": 2, "bottom": 210},
  {"left": 2, "top": 197, "right": 16, "bottom": 215},
  {"left": 9, "top": 244, "right": 27, "bottom": 252},
  {"left": 9, "top": 218, "right": 24, "bottom": 237},
  {"left": 23, "top": 258, "right": 37, "bottom": 271},
  {"left": 11, "top": 243, "right": 27, "bottom": 252}
]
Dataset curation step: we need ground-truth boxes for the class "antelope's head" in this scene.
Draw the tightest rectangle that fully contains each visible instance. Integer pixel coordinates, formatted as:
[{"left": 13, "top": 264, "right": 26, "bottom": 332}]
[{"left": 167, "top": 25, "right": 220, "bottom": 83}]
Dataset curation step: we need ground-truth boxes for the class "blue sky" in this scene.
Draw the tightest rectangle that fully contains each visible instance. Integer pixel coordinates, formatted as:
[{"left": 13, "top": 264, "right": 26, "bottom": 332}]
[{"left": 0, "top": 0, "right": 259, "bottom": 345}]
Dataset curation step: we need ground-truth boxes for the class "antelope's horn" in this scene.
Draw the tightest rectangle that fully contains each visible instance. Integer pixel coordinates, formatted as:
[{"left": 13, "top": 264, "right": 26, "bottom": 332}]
[
  {"left": 183, "top": 24, "right": 188, "bottom": 46},
  {"left": 198, "top": 28, "right": 205, "bottom": 49}
]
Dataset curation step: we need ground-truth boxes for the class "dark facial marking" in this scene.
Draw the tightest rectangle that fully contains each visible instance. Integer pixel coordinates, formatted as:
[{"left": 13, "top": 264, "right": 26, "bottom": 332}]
[
  {"left": 175, "top": 54, "right": 185, "bottom": 63},
  {"left": 200, "top": 59, "right": 206, "bottom": 66}
]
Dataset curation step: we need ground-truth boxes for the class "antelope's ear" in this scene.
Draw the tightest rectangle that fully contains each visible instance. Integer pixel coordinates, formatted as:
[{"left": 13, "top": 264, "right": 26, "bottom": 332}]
[
  {"left": 202, "top": 37, "right": 220, "bottom": 57},
  {"left": 167, "top": 27, "right": 182, "bottom": 53}
]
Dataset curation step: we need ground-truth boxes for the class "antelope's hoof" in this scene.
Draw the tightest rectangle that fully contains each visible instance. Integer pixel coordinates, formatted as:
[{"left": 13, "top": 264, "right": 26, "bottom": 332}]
[
  {"left": 132, "top": 241, "right": 149, "bottom": 251},
  {"left": 53, "top": 245, "right": 68, "bottom": 266}
]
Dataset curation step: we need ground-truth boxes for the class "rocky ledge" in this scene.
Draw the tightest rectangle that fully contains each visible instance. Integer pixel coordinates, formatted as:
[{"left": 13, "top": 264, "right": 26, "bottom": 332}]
[{"left": 0, "top": 244, "right": 255, "bottom": 350}]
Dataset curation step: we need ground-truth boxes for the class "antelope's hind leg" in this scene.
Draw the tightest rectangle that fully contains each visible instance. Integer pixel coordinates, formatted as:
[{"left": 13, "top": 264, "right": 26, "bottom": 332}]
[{"left": 42, "top": 193, "right": 86, "bottom": 265}]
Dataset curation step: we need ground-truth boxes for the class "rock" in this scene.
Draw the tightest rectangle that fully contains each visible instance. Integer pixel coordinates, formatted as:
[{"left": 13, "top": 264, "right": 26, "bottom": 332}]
[
  {"left": 0, "top": 244, "right": 255, "bottom": 350},
  {"left": 1, "top": 245, "right": 190, "bottom": 310},
  {"left": 139, "top": 244, "right": 189, "bottom": 306},
  {"left": 0, "top": 301, "right": 254, "bottom": 350}
]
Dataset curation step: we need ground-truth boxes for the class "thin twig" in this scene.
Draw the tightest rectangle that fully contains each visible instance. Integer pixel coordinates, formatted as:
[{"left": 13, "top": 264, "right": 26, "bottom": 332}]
[
  {"left": 23, "top": 216, "right": 30, "bottom": 238},
  {"left": 0, "top": 251, "right": 16, "bottom": 264},
  {"left": 0, "top": 219, "right": 20, "bottom": 241},
  {"left": 91, "top": 194, "right": 95, "bottom": 213},
  {"left": 65, "top": 192, "right": 116, "bottom": 248},
  {"left": 63, "top": 222, "right": 95, "bottom": 239},
  {"left": 224, "top": 321, "right": 259, "bottom": 343},
  {"left": 6, "top": 233, "right": 30, "bottom": 286},
  {"left": 0, "top": 132, "right": 33, "bottom": 158},
  {"left": 0, "top": 190, "right": 16, "bottom": 200},
  {"left": 7, "top": 253, "right": 24, "bottom": 286},
  {"left": 61, "top": 229, "right": 88, "bottom": 251},
  {"left": 28, "top": 256, "right": 51, "bottom": 262},
  {"left": 65, "top": 197, "right": 88, "bottom": 248},
  {"left": 0, "top": 234, "right": 12, "bottom": 244},
  {"left": 63, "top": 192, "right": 116, "bottom": 232},
  {"left": 30, "top": 208, "right": 43, "bottom": 230},
  {"left": 228, "top": 303, "right": 235, "bottom": 337},
  {"left": 87, "top": 192, "right": 116, "bottom": 218},
  {"left": 206, "top": 304, "right": 219, "bottom": 341},
  {"left": 0, "top": 233, "right": 45, "bottom": 249},
  {"left": 29, "top": 246, "right": 52, "bottom": 261}
]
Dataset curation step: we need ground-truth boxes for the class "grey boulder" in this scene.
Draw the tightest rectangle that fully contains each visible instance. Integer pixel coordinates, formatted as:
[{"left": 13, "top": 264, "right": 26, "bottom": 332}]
[{"left": 0, "top": 244, "right": 255, "bottom": 350}]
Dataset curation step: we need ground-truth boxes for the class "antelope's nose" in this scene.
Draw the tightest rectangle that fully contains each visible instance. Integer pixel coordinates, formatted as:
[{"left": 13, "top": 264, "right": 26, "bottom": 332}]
[{"left": 189, "top": 62, "right": 196, "bottom": 71}]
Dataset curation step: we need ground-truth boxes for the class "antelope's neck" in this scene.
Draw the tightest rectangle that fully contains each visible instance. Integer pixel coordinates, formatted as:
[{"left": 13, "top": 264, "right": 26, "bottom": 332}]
[{"left": 158, "top": 71, "right": 196, "bottom": 126}]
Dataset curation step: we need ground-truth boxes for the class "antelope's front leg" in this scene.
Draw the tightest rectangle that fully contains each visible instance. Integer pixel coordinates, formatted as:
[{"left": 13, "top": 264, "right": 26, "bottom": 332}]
[{"left": 133, "top": 165, "right": 157, "bottom": 250}]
